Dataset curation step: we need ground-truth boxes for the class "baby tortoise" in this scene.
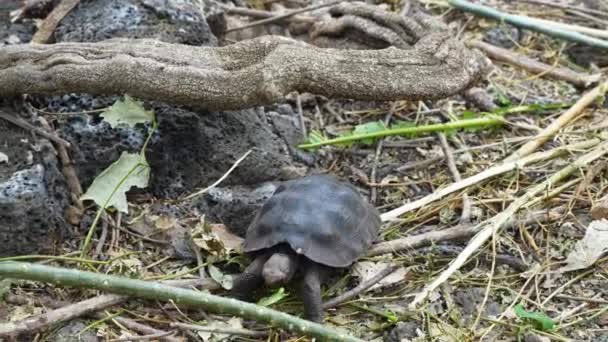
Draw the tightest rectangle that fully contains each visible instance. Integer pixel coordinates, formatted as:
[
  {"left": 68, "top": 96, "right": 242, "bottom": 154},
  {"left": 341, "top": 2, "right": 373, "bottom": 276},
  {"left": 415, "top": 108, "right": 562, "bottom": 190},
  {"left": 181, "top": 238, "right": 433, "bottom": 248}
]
[{"left": 230, "top": 174, "right": 381, "bottom": 322}]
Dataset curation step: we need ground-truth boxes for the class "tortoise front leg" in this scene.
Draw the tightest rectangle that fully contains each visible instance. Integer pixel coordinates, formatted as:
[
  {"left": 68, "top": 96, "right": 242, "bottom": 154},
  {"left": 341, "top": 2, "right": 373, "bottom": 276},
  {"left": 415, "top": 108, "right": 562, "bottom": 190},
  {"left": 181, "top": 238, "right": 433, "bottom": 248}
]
[
  {"left": 230, "top": 253, "right": 270, "bottom": 301},
  {"left": 301, "top": 262, "right": 324, "bottom": 323}
]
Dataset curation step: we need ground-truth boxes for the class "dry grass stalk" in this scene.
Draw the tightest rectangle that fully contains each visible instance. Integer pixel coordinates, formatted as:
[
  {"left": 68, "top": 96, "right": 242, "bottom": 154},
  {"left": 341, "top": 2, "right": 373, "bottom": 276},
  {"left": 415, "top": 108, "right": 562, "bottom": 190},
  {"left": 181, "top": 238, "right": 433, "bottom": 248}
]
[
  {"left": 504, "top": 80, "right": 608, "bottom": 162},
  {"left": 408, "top": 139, "right": 608, "bottom": 309},
  {"left": 380, "top": 139, "right": 601, "bottom": 221}
]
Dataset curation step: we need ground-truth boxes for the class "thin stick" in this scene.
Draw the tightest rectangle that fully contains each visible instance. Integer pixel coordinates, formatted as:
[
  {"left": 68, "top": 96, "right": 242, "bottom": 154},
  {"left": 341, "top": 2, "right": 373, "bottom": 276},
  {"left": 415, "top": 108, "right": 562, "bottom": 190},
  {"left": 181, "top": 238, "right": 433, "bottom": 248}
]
[
  {"left": 541, "top": 268, "right": 596, "bottom": 306},
  {"left": 555, "top": 294, "right": 608, "bottom": 305},
  {"left": 322, "top": 264, "right": 402, "bottom": 309},
  {"left": 408, "top": 140, "right": 608, "bottom": 309},
  {"left": 469, "top": 40, "right": 601, "bottom": 88},
  {"left": 368, "top": 206, "right": 565, "bottom": 256},
  {"left": 380, "top": 139, "right": 601, "bottom": 221},
  {"left": 370, "top": 103, "right": 396, "bottom": 204},
  {"left": 31, "top": 0, "right": 80, "bottom": 44},
  {"left": 181, "top": 149, "right": 252, "bottom": 201},
  {"left": 225, "top": 0, "right": 341, "bottom": 33},
  {"left": 108, "top": 330, "right": 177, "bottom": 342},
  {"left": 171, "top": 322, "right": 268, "bottom": 338},
  {"left": 0, "top": 278, "right": 218, "bottom": 338},
  {"left": 296, "top": 94, "right": 307, "bottom": 140},
  {"left": 0, "top": 110, "right": 71, "bottom": 148},
  {"left": 437, "top": 132, "right": 471, "bottom": 223},
  {"left": 504, "top": 80, "right": 608, "bottom": 162},
  {"left": 222, "top": 6, "right": 315, "bottom": 23}
]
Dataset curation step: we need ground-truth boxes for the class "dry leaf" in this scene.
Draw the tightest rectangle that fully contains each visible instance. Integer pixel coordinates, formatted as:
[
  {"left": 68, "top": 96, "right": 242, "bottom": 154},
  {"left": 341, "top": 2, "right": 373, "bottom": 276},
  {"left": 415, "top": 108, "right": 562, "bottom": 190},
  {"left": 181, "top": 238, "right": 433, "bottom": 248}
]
[
  {"left": 558, "top": 219, "right": 608, "bottom": 273},
  {"left": 193, "top": 222, "right": 243, "bottom": 256},
  {"left": 352, "top": 261, "right": 407, "bottom": 291}
]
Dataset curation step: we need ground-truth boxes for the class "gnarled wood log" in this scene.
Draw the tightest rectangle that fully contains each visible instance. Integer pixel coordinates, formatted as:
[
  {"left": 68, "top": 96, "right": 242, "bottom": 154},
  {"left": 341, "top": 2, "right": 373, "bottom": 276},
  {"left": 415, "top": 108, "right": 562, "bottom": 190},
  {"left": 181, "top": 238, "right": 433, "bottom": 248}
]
[{"left": 0, "top": 35, "right": 491, "bottom": 110}]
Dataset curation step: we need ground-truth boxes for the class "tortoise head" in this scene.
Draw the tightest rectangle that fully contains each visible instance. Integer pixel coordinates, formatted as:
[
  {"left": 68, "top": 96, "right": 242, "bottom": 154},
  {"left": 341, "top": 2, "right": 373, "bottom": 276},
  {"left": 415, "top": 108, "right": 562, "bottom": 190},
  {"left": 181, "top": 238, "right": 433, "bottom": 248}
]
[{"left": 262, "top": 252, "right": 299, "bottom": 286}]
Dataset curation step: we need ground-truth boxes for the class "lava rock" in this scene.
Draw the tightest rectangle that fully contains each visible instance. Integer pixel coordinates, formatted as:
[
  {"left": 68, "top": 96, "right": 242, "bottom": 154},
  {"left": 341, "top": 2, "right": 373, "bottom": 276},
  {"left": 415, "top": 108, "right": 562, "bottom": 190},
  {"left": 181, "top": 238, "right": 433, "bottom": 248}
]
[
  {"left": 385, "top": 321, "right": 419, "bottom": 342},
  {"left": 483, "top": 24, "right": 521, "bottom": 49},
  {"left": 0, "top": 119, "right": 70, "bottom": 256}
]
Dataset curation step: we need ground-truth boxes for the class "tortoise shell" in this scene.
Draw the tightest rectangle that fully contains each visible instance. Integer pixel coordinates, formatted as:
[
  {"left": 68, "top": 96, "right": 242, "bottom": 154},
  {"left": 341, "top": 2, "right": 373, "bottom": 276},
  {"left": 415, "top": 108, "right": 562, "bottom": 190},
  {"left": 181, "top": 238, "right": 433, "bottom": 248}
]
[{"left": 242, "top": 174, "right": 381, "bottom": 268}]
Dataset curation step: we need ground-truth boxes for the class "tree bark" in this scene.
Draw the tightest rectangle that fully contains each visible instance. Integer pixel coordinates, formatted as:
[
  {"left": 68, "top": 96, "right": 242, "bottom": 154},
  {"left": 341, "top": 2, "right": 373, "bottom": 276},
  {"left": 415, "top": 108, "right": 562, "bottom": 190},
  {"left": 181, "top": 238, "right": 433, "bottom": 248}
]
[{"left": 0, "top": 35, "right": 491, "bottom": 111}]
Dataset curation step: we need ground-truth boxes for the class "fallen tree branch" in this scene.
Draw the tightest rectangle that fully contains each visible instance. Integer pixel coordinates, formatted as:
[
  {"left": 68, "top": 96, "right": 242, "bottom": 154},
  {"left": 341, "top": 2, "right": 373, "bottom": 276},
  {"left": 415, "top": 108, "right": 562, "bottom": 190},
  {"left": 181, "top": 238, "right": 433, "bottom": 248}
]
[
  {"left": 0, "top": 261, "right": 366, "bottom": 342},
  {"left": 0, "top": 35, "right": 490, "bottom": 111},
  {"left": 408, "top": 139, "right": 608, "bottom": 309}
]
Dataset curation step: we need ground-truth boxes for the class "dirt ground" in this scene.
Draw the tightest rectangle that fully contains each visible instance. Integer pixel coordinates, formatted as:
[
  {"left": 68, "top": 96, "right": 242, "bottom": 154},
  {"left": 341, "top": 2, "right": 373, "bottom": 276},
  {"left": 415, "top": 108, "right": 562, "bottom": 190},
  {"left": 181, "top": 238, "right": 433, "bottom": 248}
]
[{"left": 0, "top": 0, "right": 607, "bottom": 341}]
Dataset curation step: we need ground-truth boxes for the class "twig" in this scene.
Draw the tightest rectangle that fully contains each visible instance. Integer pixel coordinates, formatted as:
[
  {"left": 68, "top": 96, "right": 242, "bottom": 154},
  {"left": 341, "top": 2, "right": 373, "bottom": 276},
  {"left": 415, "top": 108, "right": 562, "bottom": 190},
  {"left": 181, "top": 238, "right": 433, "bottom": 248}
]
[
  {"left": 222, "top": 5, "right": 315, "bottom": 23},
  {"left": 31, "top": 0, "right": 80, "bottom": 44},
  {"left": 36, "top": 115, "right": 83, "bottom": 209},
  {"left": 504, "top": 80, "right": 608, "bottom": 162},
  {"left": 181, "top": 149, "right": 252, "bottom": 201},
  {"left": 322, "top": 264, "right": 402, "bottom": 309},
  {"left": 296, "top": 94, "right": 307, "bottom": 140},
  {"left": 107, "top": 330, "right": 177, "bottom": 342},
  {"left": 0, "top": 261, "right": 367, "bottom": 342},
  {"left": 0, "top": 278, "right": 219, "bottom": 338},
  {"left": 449, "top": 0, "right": 608, "bottom": 49},
  {"left": 368, "top": 206, "right": 565, "bottom": 256},
  {"left": 469, "top": 40, "right": 601, "bottom": 88},
  {"left": 0, "top": 110, "right": 71, "bottom": 148},
  {"left": 0, "top": 294, "right": 126, "bottom": 338},
  {"left": 93, "top": 217, "right": 109, "bottom": 257},
  {"left": 541, "top": 268, "right": 596, "bottom": 306},
  {"left": 171, "top": 322, "right": 268, "bottom": 338},
  {"left": 556, "top": 294, "right": 602, "bottom": 323},
  {"left": 437, "top": 132, "right": 471, "bottom": 223},
  {"left": 225, "top": 0, "right": 341, "bottom": 33},
  {"left": 408, "top": 139, "right": 608, "bottom": 309},
  {"left": 555, "top": 294, "right": 608, "bottom": 305},
  {"left": 381, "top": 139, "right": 601, "bottom": 221},
  {"left": 370, "top": 103, "right": 396, "bottom": 204}
]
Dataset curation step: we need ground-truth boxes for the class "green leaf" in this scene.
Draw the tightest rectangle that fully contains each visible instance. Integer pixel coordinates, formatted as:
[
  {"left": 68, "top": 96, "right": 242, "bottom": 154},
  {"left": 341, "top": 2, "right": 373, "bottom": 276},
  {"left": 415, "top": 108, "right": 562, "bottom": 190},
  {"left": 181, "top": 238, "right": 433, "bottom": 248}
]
[
  {"left": 208, "top": 264, "right": 233, "bottom": 290},
  {"left": 80, "top": 151, "right": 150, "bottom": 213},
  {"left": 514, "top": 304, "right": 555, "bottom": 331},
  {"left": 257, "top": 287, "right": 288, "bottom": 307},
  {"left": 353, "top": 121, "right": 386, "bottom": 144},
  {"left": 100, "top": 94, "right": 155, "bottom": 128},
  {"left": 494, "top": 89, "right": 511, "bottom": 107},
  {"left": 301, "top": 130, "right": 327, "bottom": 151},
  {"left": 334, "top": 131, "right": 355, "bottom": 148}
]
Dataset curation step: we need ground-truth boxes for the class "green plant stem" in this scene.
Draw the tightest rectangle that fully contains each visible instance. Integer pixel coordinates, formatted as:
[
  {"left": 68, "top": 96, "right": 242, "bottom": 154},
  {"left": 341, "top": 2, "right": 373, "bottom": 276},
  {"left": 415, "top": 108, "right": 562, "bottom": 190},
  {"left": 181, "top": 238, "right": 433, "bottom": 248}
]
[
  {"left": 80, "top": 120, "right": 157, "bottom": 258},
  {"left": 449, "top": 0, "right": 608, "bottom": 49},
  {"left": 0, "top": 261, "right": 365, "bottom": 342},
  {"left": 298, "top": 116, "right": 502, "bottom": 149},
  {"left": 79, "top": 163, "right": 146, "bottom": 258}
]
